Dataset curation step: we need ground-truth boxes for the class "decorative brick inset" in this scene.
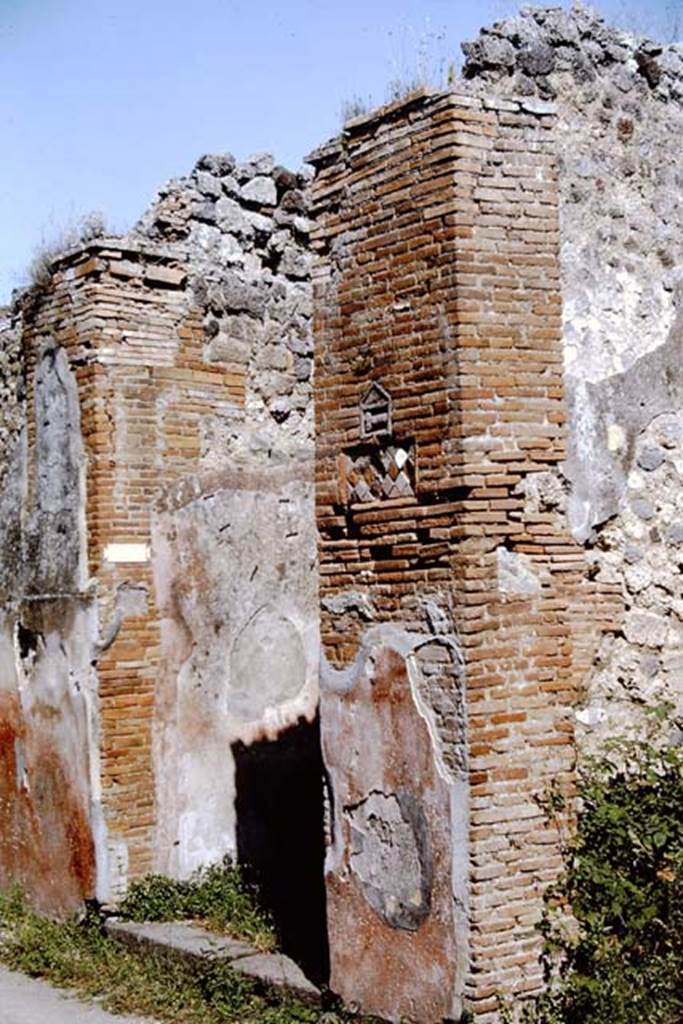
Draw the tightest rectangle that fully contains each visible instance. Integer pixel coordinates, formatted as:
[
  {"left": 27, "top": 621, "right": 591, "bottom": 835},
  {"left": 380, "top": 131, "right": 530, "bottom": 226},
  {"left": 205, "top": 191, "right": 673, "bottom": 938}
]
[{"left": 340, "top": 442, "right": 415, "bottom": 504}]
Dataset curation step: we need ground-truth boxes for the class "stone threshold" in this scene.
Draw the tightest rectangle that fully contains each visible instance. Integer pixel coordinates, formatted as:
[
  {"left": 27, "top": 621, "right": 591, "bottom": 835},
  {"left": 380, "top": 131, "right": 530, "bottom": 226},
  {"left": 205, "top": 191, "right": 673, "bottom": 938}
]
[{"left": 104, "top": 919, "right": 321, "bottom": 1005}]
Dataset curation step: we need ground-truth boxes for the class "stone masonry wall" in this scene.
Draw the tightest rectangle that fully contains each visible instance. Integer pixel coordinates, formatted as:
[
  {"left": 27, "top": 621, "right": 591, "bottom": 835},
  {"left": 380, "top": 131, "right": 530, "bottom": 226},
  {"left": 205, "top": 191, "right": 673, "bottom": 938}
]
[
  {"left": 133, "top": 151, "right": 313, "bottom": 459},
  {"left": 310, "top": 86, "right": 596, "bottom": 1021},
  {"left": 0, "top": 307, "right": 23, "bottom": 483},
  {"left": 462, "top": 4, "right": 683, "bottom": 744},
  {"left": 0, "top": 307, "right": 25, "bottom": 596}
]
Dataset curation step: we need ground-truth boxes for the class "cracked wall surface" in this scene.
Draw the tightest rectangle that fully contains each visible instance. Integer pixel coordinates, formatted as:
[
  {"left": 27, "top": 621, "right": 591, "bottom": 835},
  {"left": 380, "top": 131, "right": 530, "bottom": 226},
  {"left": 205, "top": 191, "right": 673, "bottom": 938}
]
[{"left": 321, "top": 628, "right": 466, "bottom": 1022}]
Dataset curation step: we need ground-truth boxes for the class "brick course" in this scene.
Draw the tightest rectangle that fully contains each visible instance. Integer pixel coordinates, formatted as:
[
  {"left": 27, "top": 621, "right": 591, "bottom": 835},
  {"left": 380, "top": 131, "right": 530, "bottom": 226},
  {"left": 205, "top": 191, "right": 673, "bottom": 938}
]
[
  {"left": 310, "top": 87, "right": 599, "bottom": 1019},
  {"left": 20, "top": 240, "right": 245, "bottom": 883}
]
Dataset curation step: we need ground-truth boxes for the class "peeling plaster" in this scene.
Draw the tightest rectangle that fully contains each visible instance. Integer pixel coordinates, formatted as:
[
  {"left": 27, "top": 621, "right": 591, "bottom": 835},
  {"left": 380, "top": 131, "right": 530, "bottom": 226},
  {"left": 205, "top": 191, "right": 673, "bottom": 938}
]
[{"left": 320, "top": 623, "right": 469, "bottom": 1021}]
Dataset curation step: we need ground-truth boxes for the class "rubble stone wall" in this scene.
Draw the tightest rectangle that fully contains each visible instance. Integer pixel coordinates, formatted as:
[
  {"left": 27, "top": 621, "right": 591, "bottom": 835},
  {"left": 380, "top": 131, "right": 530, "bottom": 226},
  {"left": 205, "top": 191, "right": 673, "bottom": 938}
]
[
  {"left": 133, "top": 150, "right": 314, "bottom": 460},
  {"left": 0, "top": 307, "right": 24, "bottom": 487},
  {"left": 462, "top": 3, "right": 683, "bottom": 743}
]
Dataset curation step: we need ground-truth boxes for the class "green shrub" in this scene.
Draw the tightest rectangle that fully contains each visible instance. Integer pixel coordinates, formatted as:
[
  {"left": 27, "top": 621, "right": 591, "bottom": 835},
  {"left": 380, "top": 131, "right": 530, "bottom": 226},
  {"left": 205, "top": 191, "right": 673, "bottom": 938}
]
[
  {"left": 520, "top": 704, "right": 683, "bottom": 1024},
  {"left": 118, "top": 855, "right": 276, "bottom": 951}
]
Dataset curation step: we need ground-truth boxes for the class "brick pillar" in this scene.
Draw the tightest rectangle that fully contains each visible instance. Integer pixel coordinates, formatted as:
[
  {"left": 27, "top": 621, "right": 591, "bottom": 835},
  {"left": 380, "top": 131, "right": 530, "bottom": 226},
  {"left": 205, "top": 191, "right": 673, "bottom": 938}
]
[
  {"left": 70, "top": 243, "right": 244, "bottom": 889},
  {"left": 20, "top": 240, "right": 245, "bottom": 897},
  {"left": 310, "top": 88, "right": 587, "bottom": 1021}
]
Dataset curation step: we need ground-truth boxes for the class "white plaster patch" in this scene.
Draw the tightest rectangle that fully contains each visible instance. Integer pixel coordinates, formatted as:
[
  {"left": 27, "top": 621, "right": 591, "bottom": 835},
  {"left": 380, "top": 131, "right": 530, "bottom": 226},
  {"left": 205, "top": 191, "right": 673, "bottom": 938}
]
[
  {"left": 228, "top": 609, "right": 306, "bottom": 721},
  {"left": 575, "top": 706, "right": 607, "bottom": 727},
  {"left": 564, "top": 343, "right": 578, "bottom": 367},
  {"left": 607, "top": 423, "right": 626, "bottom": 453},
  {"left": 104, "top": 542, "right": 150, "bottom": 564},
  {"left": 106, "top": 837, "right": 129, "bottom": 900},
  {"left": 496, "top": 547, "right": 542, "bottom": 596}
]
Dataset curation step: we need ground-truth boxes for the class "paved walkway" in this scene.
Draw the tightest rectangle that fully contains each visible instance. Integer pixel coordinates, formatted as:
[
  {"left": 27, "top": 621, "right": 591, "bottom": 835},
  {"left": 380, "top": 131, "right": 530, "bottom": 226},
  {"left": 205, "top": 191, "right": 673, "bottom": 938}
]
[{"left": 0, "top": 965, "right": 153, "bottom": 1024}]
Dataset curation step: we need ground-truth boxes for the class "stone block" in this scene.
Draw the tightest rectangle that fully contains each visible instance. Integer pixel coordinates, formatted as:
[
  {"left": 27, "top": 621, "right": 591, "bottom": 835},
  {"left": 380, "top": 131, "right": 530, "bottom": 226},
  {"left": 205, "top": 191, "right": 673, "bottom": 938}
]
[{"left": 105, "top": 920, "right": 320, "bottom": 1003}]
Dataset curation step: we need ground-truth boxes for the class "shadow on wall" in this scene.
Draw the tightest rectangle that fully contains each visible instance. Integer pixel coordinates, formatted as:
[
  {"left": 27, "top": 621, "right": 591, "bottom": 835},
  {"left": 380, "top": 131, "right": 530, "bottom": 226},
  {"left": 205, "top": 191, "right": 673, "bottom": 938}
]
[{"left": 232, "top": 715, "right": 329, "bottom": 986}]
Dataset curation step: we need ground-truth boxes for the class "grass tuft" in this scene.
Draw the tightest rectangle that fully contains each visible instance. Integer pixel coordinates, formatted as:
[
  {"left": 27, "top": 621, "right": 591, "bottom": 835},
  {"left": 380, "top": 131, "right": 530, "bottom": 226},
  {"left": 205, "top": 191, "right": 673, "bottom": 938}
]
[
  {"left": 118, "top": 856, "right": 276, "bottom": 952},
  {"left": 28, "top": 211, "right": 107, "bottom": 290}
]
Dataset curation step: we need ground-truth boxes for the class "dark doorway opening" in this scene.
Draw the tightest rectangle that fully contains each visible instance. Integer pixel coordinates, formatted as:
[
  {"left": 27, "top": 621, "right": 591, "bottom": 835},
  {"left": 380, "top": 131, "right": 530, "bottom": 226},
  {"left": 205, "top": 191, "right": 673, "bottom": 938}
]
[{"left": 232, "top": 715, "right": 329, "bottom": 986}]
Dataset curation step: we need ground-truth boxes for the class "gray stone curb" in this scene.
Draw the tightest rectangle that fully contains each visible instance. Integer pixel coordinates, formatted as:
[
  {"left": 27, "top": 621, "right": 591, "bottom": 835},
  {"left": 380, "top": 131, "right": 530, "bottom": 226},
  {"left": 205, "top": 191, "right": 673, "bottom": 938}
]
[{"left": 105, "top": 919, "right": 321, "bottom": 1005}]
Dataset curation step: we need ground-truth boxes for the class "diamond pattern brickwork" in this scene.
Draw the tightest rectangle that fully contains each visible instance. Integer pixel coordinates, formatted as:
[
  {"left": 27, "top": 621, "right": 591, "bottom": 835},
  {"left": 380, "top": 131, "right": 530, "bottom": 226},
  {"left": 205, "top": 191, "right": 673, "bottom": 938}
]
[{"left": 341, "top": 443, "right": 415, "bottom": 504}]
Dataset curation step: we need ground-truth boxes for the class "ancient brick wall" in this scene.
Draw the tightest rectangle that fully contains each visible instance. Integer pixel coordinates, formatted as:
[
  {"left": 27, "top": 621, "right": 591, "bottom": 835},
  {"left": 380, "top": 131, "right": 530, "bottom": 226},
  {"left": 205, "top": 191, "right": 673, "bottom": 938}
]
[
  {"left": 0, "top": 146, "right": 319, "bottom": 912},
  {"left": 0, "top": 6, "right": 679, "bottom": 1010},
  {"left": 1, "top": 240, "right": 201, "bottom": 899},
  {"left": 310, "top": 87, "right": 596, "bottom": 1020},
  {"left": 462, "top": 4, "right": 683, "bottom": 746}
]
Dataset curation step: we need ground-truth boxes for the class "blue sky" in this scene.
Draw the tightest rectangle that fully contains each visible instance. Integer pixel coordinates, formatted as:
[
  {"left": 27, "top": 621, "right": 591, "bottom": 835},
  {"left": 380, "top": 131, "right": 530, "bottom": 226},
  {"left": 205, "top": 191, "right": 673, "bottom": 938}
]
[{"left": 0, "top": 0, "right": 678, "bottom": 302}]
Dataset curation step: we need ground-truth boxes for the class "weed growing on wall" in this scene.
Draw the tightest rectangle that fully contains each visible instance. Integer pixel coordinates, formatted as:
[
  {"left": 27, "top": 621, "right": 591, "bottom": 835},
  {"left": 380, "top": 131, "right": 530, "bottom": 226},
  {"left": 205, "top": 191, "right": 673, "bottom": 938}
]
[
  {"left": 119, "top": 856, "right": 276, "bottom": 952},
  {"left": 28, "top": 211, "right": 107, "bottom": 290},
  {"left": 514, "top": 704, "right": 683, "bottom": 1024},
  {"left": 385, "top": 18, "right": 457, "bottom": 103},
  {"left": 340, "top": 95, "right": 373, "bottom": 122},
  {"left": 339, "top": 16, "right": 458, "bottom": 124}
]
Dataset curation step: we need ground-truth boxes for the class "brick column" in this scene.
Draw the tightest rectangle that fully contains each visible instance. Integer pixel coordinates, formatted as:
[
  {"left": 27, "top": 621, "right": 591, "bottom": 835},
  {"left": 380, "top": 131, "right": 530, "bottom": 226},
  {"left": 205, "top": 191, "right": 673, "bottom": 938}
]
[
  {"left": 73, "top": 244, "right": 244, "bottom": 887},
  {"left": 310, "top": 88, "right": 588, "bottom": 1021},
  {"left": 20, "top": 241, "right": 245, "bottom": 895}
]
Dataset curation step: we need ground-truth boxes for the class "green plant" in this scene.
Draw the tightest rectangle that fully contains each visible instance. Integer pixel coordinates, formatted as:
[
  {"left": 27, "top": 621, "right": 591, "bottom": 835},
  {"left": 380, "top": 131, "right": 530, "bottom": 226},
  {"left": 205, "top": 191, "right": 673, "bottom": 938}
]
[
  {"left": 520, "top": 703, "right": 683, "bottom": 1024},
  {"left": 119, "top": 856, "right": 276, "bottom": 951},
  {"left": 29, "top": 210, "right": 107, "bottom": 290},
  {"left": 0, "top": 887, "right": 319, "bottom": 1024}
]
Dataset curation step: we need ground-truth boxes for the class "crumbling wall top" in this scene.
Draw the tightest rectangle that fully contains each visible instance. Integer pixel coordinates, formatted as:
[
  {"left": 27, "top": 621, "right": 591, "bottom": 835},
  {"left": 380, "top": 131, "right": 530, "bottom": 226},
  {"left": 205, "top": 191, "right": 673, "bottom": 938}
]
[
  {"left": 306, "top": 85, "right": 556, "bottom": 170},
  {"left": 462, "top": 3, "right": 683, "bottom": 103}
]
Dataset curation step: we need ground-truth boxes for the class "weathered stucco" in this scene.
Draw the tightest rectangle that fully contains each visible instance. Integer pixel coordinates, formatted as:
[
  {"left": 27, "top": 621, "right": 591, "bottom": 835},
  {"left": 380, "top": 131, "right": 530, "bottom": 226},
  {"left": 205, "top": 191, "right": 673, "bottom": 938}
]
[
  {"left": 0, "top": 601, "right": 100, "bottom": 913},
  {"left": 321, "top": 627, "right": 468, "bottom": 1023},
  {"left": 152, "top": 462, "right": 318, "bottom": 878},
  {"left": 0, "top": 320, "right": 101, "bottom": 910}
]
